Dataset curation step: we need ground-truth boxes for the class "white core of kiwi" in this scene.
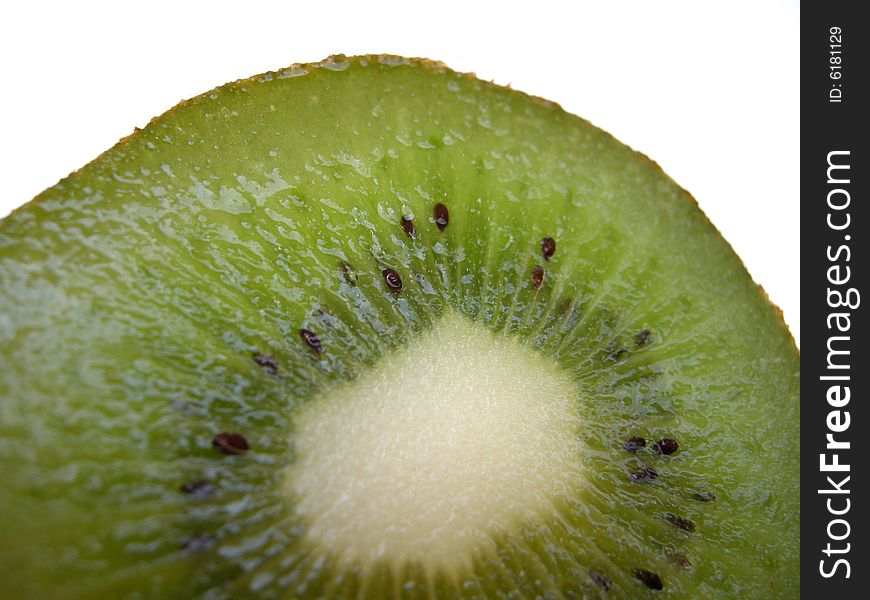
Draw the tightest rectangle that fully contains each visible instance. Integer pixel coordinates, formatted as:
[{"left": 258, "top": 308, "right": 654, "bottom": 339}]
[{"left": 285, "top": 311, "right": 585, "bottom": 579}]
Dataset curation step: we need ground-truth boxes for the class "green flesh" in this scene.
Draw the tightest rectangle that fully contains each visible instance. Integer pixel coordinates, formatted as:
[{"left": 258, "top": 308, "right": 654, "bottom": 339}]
[{"left": 0, "top": 55, "right": 799, "bottom": 598}]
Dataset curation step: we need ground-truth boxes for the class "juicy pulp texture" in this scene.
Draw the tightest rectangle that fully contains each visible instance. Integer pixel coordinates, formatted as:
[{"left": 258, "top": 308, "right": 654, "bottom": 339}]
[{"left": 0, "top": 56, "right": 799, "bottom": 598}]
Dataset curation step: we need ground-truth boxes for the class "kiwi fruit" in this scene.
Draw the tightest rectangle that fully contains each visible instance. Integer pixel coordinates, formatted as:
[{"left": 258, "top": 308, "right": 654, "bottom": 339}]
[{"left": 0, "top": 54, "right": 799, "bottom": 598}]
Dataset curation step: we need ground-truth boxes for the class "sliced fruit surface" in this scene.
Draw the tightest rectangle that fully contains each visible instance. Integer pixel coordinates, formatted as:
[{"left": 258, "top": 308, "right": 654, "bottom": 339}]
[{"left": 0, "top": 55, "right": 799, "bottom": 598}]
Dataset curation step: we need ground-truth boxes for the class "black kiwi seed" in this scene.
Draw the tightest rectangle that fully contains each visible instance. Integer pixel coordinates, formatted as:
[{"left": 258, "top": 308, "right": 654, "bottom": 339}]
[
  {"left": 180, "top": 479, "right": 216, "bottom": 497},
  {"left": 299, "top": 328, "right": 322, "bottom": 353},
  {"left": 382, "top": 268, "right": 403, "bottom": 293},
  {"left": 622, "top": 436, "right": 647, "bottom": 452},
  {"left": 252, "top": 352, "right": 278, "bottom": 374},
  {"left": 634, "top": 329, "right": 652, "bottom": 346},
  {"left": 665, "top": 513, "right": 696, "bottom": 532},
  {"left": 531, "top": 265, "right": 544, "bottom": 289},
  {"left": 589, "top": 569, "right": 611, "bottom": 591},
  {"left": 652, "top": 438, "right": 679, "bottom": 455},
  {"left": 633, "top": 569, "right": 664, "bottom": 590},
  {"left": 629, "top": 467, "right": 658, "bottom": 483},
  {"left": 433, "top": 202, "right": 449, "bottom": 231},
  {"left": 401, "top": 215, "right": 416, "bottom": 239},
  {"left": 541, "top": 236, "right": 556, "bottom": 260},
  {"left": 212, "top": 432, "right": 250, "bottom": 455},
  {"left": 693, "top": 491, "right": 716, "bottom": 502}
]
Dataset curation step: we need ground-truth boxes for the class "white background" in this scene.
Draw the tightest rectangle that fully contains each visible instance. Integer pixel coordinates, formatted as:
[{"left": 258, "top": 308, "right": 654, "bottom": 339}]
[{"left": 0, "top": 0, "right": 800, "bottom": 346}]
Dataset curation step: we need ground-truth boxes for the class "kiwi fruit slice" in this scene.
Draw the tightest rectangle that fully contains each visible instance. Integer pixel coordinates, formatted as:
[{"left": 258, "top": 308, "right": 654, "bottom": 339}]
[{"left": 0, "top": 55, "right": 799, "bottom": 598}]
